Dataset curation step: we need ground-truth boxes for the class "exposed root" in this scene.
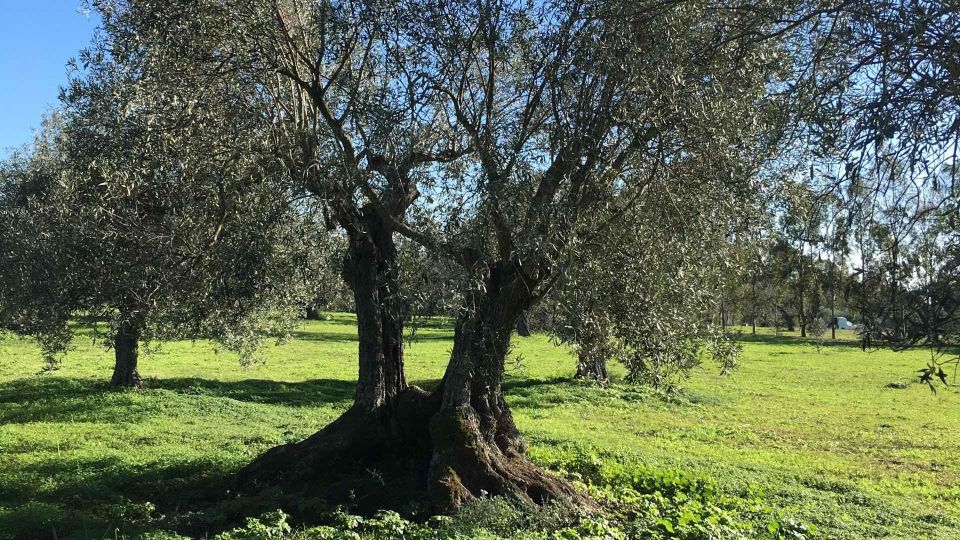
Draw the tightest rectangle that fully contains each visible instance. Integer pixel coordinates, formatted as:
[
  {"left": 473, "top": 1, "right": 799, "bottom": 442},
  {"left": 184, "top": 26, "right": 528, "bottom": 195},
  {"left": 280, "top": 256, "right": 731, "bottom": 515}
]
[
  {"left": 427, "top": 406, "right": 590, "bottom": 512},
  {"left": 240, "top": 388, "right": 591, "bottom": 516}
]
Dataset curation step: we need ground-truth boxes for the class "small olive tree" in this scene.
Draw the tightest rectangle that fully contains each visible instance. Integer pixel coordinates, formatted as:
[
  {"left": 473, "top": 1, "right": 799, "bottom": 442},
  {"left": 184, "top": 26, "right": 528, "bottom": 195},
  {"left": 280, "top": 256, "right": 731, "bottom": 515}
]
[{"left": 0, "top": 32, "right": 326, "bottom": 386}]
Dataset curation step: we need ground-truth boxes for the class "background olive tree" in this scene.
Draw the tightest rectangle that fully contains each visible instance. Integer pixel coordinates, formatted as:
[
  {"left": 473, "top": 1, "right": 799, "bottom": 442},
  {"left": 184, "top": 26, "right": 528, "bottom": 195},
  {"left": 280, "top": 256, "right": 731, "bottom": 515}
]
[{"left": 0, "top": 16, "right": 328, "bottom": 387}]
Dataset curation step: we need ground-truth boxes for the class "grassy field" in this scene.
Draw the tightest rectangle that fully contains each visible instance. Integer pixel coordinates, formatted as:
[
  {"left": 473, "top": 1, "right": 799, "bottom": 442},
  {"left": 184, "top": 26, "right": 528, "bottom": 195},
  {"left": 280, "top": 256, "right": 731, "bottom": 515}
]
[{"left": 0, "top": 315, "right": 958, "bottom": 539}]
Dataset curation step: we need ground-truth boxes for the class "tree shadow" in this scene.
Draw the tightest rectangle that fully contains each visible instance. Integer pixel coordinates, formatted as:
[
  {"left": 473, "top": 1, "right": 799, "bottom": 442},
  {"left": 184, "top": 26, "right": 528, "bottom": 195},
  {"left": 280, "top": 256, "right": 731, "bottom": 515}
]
[
  {"left": 287, "top": 329, "right": 454, "bottom": 343},
  {"left": 404, "top": 332, "right": 457, "bottom": 342},
  {"left": 302, "top": 315, "right": 359, "bottom": 327},
  {"left": 0, "top": 453, "right": 255, "bottom": 539},
  {"left": 407, "top": 316, "right": 457, "bottom": 330},
  {"left": 0, "top": 376, "right": 360, "bottom": 538},
  {"left": 0, "top": 376, "right": 356, "bottom": 425},
  {"left": 151, "top": 377, "right": 356, "bottom": 407},
  {"left": 503, "top": 376, "right": 570, "bottom": 392},
  {"left": 734, "top": 332, "right": 865, "bottom": 350},
  {"left": 0, "top": 377, "right": 127, "bottom": 424},
  {"left": 286, "top": 329, "right": 360, "bottom": 342}
]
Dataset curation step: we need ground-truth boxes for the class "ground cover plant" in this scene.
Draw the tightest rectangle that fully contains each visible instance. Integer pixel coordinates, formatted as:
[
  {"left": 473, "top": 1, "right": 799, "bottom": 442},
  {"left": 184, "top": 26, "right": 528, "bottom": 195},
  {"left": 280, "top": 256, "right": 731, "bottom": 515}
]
[{"left": 1, "top": 316, "right": 957, "bottom": 539}]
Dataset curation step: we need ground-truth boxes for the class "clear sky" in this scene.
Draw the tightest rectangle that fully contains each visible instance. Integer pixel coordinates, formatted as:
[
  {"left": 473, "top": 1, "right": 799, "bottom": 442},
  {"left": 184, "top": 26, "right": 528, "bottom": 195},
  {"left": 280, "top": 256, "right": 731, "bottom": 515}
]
[{"left": 0, "top": 2, "right": 99, "bottom": 156}]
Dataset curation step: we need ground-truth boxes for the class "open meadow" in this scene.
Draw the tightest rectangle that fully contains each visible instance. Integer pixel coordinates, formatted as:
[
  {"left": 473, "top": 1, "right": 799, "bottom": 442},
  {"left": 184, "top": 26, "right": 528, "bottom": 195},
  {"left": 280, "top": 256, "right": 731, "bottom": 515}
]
[
  {"left": 3, "top": 2, "right": 957, "bottom": 539},
  {"left": 1, "top": 315, "right": 958, "bottom": 539}
]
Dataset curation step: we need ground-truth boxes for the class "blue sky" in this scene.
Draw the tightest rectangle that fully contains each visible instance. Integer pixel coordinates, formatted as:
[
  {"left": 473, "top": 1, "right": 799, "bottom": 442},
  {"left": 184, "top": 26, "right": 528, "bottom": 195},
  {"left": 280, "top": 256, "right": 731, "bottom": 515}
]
[{"left": 0, "top": 2, "right": 99, "bottom": 156}]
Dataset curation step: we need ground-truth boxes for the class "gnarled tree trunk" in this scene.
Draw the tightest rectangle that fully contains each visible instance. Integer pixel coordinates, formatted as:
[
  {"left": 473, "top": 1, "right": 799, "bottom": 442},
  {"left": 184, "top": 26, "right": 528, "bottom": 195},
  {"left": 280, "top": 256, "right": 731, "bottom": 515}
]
[
  {"left": 342, "top": 209, "right": 407, "bottom": 410},
  {"left": 240, "top": 262, "right": 586, "bottom": 515},
  {"left": 427, "top": 263, "right": 584, "bottom": 511},
  {"left": 239, "top": 207, "right": 421, "bottom": 511},
  {"left": 110, "top": 311, "right": 144, "bottom": 388}
]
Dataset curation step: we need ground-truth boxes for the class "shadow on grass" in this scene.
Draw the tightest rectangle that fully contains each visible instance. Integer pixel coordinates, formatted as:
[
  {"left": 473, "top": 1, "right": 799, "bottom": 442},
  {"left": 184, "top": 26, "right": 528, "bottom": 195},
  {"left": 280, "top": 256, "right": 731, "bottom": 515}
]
[
  {"left": 733, "top": 332, "right": 960, "bottom": 359},
  {"left": 0, "top": 376, "right": 356, "bottom": 425},
  {"left": 152, "top": 377, "right": 356, "bottom": 407},
  {"left": 0, "top": 376, "right": 357, "bottom": 538},
  {"left": 0, "top": 377, "right": 125, "bottom": 424},
  {"left": 503, "top": 376, "right": 570, "bottom": 392},
  {"left": 732, "top": 332, "right": 865, "bottom": 350},
  {"left": 287, "top": 329, "right": 360, "bottom": 342},
  {"left": 0, "top": 452, "right": 257, "bottom": 539},
  {"left": 404, "top": 332, "right": 458, "bottom": 342},
  {"left": 287, "top": 329, "right": 454, "bottom": 343}
]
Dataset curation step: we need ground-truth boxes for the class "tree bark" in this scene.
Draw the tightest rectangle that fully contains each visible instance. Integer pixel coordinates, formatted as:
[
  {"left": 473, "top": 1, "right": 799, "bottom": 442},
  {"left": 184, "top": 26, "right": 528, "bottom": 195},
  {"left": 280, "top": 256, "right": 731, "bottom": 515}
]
[
  {"left": 342, "top": 208, "right": 407, "bottom": 411},
  {"left": 239, "top": 207, "right": 418, "bottom": 511},
  {"left": 427, "top": 263, "right": 585, "bottom": 511},
  {"left": 240, "top": 263, "right": 587, "bottom": 515},
  {"left": 238, "top": 384, "right": 439, "bottom": 513},
  {"left": 110, "top": 311, "right": 143, "bottom": 388}
]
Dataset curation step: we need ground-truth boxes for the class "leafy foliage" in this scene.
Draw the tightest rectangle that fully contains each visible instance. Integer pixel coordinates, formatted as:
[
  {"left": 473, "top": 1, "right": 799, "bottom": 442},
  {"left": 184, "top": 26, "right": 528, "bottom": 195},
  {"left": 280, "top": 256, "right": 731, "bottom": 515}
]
[{"left": 0, "top": 10, "right": 333, "bottom": 367}]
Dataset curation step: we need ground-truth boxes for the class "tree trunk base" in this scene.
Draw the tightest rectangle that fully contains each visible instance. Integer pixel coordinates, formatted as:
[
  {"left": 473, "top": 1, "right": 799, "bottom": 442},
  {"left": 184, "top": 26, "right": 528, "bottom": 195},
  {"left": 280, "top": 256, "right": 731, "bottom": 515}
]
[
  {"left": 427, "top": 406, "right": 587, "bottom": 512},
  {"left": 575, "top": 359, "right": 609, "bottom": 386},
  {"left": 110, "top": 368, "right": 143, "bottom": 389},
  {"left": 111, "top": 314, "right": 144, "bottom": 389},
  {"left": 239, "top": 388, "right": 588, "bottom": 515},
  {"left": 239, "top": 386, "right": 438, "bottom": 513}
]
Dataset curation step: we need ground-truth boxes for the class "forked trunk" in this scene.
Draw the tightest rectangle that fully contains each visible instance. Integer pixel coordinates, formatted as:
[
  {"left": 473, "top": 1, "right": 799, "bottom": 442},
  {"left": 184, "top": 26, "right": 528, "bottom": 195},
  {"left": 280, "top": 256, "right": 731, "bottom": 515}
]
[
  {"left": 110, "top": 312, "right": 143, "bottom": 388},
  {"left": 240, "top": 263, "right": 587, "bottom": 515}
]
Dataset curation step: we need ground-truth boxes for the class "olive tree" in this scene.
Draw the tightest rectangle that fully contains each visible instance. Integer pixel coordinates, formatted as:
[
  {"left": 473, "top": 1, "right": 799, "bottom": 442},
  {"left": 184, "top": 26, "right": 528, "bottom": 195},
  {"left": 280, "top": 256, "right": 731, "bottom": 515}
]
[
  {"left": 551, "top": 160, "right": 751, "bottom": 388},
  {"left": 80, "top": 0, "right": 848, "bottom": 513},
  {"left": 262, "top": 0, "right": 814, "bottom": 510},
  {"left": 0, "top": 116, "right": 81, "bottom": 366},
  {"left": 0, "top": 16, "right": 324, "bottom": 386},
  {"left": 110, "top": 0, "right": 481, "bottom": 412},
  {"left": 244, "top": 0, "right": 828, "bottom": 510}
]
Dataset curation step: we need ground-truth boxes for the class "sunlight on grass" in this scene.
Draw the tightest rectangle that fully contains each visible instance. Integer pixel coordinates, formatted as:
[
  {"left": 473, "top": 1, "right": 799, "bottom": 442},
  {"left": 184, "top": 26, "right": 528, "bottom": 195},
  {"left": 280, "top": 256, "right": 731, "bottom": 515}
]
[{"left": 1, "top": 315, "right": 958, "bottom": 538}]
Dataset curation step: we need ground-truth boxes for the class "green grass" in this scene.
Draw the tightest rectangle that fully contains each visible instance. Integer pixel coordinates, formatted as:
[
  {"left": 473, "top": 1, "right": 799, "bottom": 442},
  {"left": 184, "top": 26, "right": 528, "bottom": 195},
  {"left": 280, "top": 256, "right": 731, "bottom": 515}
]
[{"left": 1, "top": 316, "right": 958, "bottom": 539}]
